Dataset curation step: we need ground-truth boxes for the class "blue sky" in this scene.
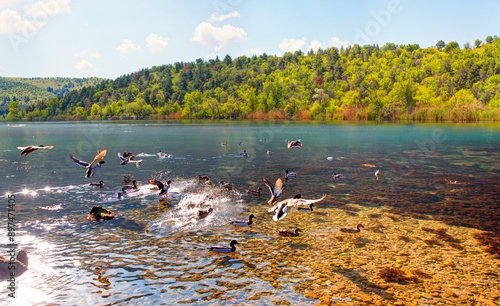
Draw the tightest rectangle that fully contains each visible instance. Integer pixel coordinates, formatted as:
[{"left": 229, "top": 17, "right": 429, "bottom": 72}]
[{"left": 0, "top": 0, "right": 498, "bottom": 79}]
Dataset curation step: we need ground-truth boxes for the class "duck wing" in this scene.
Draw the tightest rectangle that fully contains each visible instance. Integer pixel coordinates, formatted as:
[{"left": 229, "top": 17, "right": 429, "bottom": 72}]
[
  {"left": 34, "top": 145, "right": 54, "bottom": 149},
  {"left": 273, "top": 178, "right": 284, "bottom": 197},
  {"left": 89, "top": 149, "right": 107, "bottom": 167},
  {"left": 148, "top": 180, "right": 164, "bottom": 190},
  {"left": 273, "top": 201, "right": 293, "bottom": 221},
  {"left": 69, "top": 154, "right": 90, "bottom": 168},
  {"left": 117, "top": 152, "right": 129, "bottom": 164},
  {"left": 268, "top": 198, "right": 289, "bottom": 212},
  {"left": 288, "top": 195, "right": 326, "bottom": 207}
]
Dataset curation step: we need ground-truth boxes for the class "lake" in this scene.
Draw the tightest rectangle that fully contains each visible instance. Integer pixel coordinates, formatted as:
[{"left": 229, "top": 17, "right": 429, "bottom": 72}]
[{"left": 1, "top": 121, "right": 499, "bottom": 305}]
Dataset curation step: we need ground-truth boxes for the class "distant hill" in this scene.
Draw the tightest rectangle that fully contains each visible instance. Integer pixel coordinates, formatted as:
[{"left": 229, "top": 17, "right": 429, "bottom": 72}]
[
  {"left": 4, "top": 38, "right": 500, "bottom": 122},
  {"left": 0, "top": 77, "right": 102, "bottom": 114}
]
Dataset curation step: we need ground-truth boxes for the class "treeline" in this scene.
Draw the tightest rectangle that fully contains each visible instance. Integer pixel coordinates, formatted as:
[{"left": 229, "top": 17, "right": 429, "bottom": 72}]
[
  {"left": 1, "top": 77, "right": 101, "bottom": 116},
  {"left": 5, "top": 37, "right": 500, "bottom": 122}
]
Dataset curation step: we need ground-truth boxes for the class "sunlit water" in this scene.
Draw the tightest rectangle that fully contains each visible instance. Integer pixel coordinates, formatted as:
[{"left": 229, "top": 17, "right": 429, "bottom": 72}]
[{"left": 1, "top": 121, "right": 499, "bottom": 305}]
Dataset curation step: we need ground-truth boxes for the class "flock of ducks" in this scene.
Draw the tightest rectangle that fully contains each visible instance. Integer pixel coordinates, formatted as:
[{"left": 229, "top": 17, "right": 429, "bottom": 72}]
[{"left": 9, "top": 138, "right": 381, "bottom": 263}]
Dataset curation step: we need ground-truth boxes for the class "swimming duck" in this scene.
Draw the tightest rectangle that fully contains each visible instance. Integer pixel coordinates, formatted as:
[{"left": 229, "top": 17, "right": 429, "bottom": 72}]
[
  {"left": 148, "top": 180, "right": 172, "bottom": 197},
  {"left": 230, "top": 214, "right": 255, "bottom": 226},
  {"left": 221, "top": 142, "right": 227, "bottom": 146},
  {"left": 158, "top": 150, "right": 167, "bottom": 158},
  {"left": 17, "top": 145, "right": 54, "bottom": 156},
  {"left": 262, "top": 177, "right": 284, "bottom": 205},
  {"left": 0, "top": 250, "right": 28, "bottom": 277},
  {"left": 278, "top": 228, "right": 302, "bottom": 237},
  {"left": 269, "top": 194, "right": 326, "bottom": 221},
  {"left": 247, "top": 187, "right": 262, "bottom": 196},
  {"left": 220, "top": 181, "right": 233, "bottom": 191},
  {"left": 198, "top": 207, "right": 214, "bottom": 219},
  {"left": 375, "top": 170, "right": 380, "bottom": 180},
  {"left": 286, "top": 139, "right": 303, "bottom": 148},
  {"left": 89, "top": 180, "right": 104, "bottom": 188},
  {"left": 240, "top": 150, "right": 249, "bottom": 158},
  {"left": 208, "top": 240, "right": 238, "bottom": 253},
  {"left": 284, "top": 170, "right": 297, "bottom": 179},
  {"left": 340, "top": 223, "right": 364, "bottom": 233},
  {"left": 123, "top": 180, "right": 138, "bottom": 191},
  {"left": 297, "top": 204, "right": 314, "bottom": 212},
  {"left": 69, "top": 149, "right": 107, "bottom": 178},
  {"left": 88, "top": 205, "right": 115, "bottom": 221},
  {"left": 197, "top": 174, "right": 210, "bottom": 182},
  {"left": 332, "top": 173, "right": 343, "bottom": 180},
  {"left": 204, "top": 180, "right": 213, "bottom": 186}
]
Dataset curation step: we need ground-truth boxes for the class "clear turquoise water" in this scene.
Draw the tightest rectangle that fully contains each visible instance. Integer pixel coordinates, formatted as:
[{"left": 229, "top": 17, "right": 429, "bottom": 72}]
[{"left": 0, "top": 121, "right": 499, "bottom": 305}]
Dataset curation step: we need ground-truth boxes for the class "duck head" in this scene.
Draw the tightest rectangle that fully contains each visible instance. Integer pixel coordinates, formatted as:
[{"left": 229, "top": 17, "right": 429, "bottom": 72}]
[{"left": 230, "top": 240, "right": 238, "bottom": 247}]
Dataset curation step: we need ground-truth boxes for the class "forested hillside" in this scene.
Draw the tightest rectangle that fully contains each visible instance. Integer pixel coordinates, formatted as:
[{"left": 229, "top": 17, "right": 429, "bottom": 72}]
[
  {"left": 0, "top": 77, "right": 101, "bottom": 115},
  {"left": 5, "top": 38, "right": 500, "bottom": 121}
]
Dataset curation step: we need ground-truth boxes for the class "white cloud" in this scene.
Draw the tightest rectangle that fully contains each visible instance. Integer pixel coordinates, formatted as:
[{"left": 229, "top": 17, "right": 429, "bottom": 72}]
[
  {"left": 192, "top": 21, "right": 247, "bottom": 52},
  {"left": 0, "top": 65, "right": 3, "bottom": 69},
  {"left": 279, "top": 38, "right": 307, "bottom": 53},
  {"left": 0, "top": 0, "right": 71, "bottom": 34},
  {"left": 146, "top": 33, "right": 169, "bottom": 53},
  {"left": 0, "top": 9, "right": 33, "bottom": 34},
  {"left": 250, "top": 48, "right": 264, "bottom": 55},
  {"left": 117, "top": 39, "right": 141, "bottom": 58},
  {"left": 25, "top": 0, "right": 71, "bottom": 18},
  {"left": 308, "top": 40, "right": 323, "bottom": 52},
  {"left": 209, "top": 11, "right": 240, "bottom": 22},
  {"left": 328, "top": 37, "right": 352, "bottom": 49},
  {"left": 75, "top": 59, "right": 93, "bottom": 70},
  {"left": 75, "top": 50, "right": 101, "bottom": 58}
]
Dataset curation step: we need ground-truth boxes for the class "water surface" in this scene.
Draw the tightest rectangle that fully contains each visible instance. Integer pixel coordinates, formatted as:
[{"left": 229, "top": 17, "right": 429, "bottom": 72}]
[{"left": 1, "top": 121, "right": 499, "bottom": 305}]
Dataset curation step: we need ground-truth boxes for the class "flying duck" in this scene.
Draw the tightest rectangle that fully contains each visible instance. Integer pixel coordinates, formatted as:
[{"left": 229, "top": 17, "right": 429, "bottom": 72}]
[
  {"left": 148, "top": 180, "right": 172, "bottom": 197},
  {"left": 0, "top": 250, "right": 28, "bottom": 277},
  {"left": 89, "top": 180, "right": 104, "bottom": 188},
  {"left": 17, "top": 145, "right": 54, "bottom": 156},
  {"left": 278, "top": 228, "right": 302, "bottom": 237},
  {"left": 208, "top": 240, "right": 238, "bottom": 253},
  {"left": 340, "top": 223, "right": 364, "bottom": 233},
  {"left": 262, "top": 177, "right": 284, "bottom": 205},
  {"left": 286, "top": 139, "right": 303, "bottom": 148},
  {"left": 198, "top": 207, "right": 214, "bottom": 219},
  {"left": 220, "top": 181, "right": 233, "bottom": 191},
  {"left": 69, "top": 149, "right": 107, "bottom": 178},
  {"left": 269, "top": 194, "right": 326, "bottom": 221},
  {"left": 230, "top": 214, "right": 255, "bottom": 226},
  {"left": 118, "top": 152, "right": 142, "bottom": 167},
  {"left": 284, "top": 170, "right": 297, "bottom": 179}
]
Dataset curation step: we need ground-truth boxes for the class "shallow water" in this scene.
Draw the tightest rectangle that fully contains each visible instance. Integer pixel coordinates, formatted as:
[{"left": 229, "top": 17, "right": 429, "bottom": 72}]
[{"left": 0, "top": 121, "right": 499, "bottom": 305}]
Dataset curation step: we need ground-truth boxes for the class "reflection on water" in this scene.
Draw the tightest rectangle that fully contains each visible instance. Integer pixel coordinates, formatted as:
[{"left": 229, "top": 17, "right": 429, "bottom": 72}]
[{"left": 0, "top": 121, "right": 499, "bottom": 305}]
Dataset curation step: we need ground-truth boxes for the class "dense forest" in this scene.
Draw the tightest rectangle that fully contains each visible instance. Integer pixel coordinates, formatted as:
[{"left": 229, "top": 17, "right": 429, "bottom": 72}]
[
  {"left": 0, "top": 77, "right": 101, "bottom": 115},
  {"left": 4, "top": 37, "right": 500, "bottom": 121}
]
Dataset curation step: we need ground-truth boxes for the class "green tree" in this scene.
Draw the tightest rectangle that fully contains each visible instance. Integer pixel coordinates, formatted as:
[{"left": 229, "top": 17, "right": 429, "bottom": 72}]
[
  {"left": 436, "top": 40, "right": 445, "bottom": 50},
  {"left": 474, "top": 39, "right": 482, "bottom": 48},
  {"left": 444, "top": 41, "right": 459, "bottom": 52},
  {"left": 485, "top": 36, "right": 493, "bottom": 44}
]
